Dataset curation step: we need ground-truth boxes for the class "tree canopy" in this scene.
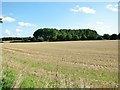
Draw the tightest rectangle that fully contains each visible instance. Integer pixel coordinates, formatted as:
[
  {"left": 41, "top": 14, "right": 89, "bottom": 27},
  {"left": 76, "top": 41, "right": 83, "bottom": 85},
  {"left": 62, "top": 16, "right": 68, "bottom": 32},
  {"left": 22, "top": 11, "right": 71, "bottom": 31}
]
[{"left": 33, "top": 28, "right": 99, "bottom": 41}]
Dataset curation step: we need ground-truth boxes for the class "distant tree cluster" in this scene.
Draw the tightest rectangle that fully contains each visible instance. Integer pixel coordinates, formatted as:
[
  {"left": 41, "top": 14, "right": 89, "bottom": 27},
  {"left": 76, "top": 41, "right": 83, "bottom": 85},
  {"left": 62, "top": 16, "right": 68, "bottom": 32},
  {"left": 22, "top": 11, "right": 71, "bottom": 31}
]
[
  {"left": 1, "top": 37, "right": 32, "bottom": 42},
  {"left": 102, "top": 33, "right": 119, "bottom": 40},
  {"left": 1, "top": 28, "right": 120, "bottom": 42},
  {"left": 33, "top": 28, "right": 99, "bottom": 41}
]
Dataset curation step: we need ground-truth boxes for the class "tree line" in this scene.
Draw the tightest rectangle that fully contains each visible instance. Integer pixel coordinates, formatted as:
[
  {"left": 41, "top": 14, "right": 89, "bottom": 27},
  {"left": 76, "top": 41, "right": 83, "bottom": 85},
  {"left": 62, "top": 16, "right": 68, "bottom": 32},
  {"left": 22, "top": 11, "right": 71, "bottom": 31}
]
[
  {"left": 33, "top": 28, "right": 120, "bottom": 41},
  {"left": 33, "top": 28, "right": 99, "bottom": 41},
  {"left": 1, "top": 28, "right": 120, "bottom": 42}
]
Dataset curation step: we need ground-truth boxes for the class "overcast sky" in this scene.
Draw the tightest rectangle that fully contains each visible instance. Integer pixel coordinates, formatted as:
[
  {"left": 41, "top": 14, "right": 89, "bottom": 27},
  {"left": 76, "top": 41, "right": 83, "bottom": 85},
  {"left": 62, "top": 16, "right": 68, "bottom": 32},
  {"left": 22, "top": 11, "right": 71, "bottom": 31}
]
[{"left": 0, "top": 1, "right": 118, "bottom": 37}]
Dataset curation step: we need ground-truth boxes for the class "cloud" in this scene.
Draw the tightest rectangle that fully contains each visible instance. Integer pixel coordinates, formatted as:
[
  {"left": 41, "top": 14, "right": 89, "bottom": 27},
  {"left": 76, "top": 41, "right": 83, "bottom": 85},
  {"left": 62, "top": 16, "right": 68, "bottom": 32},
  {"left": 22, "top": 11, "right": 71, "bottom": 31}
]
[
  {"left": 3, "top": 17, "right": 16, "bottom": 22},
  {"left": 16, "top": 29, "right": 22, "bottom": 32},
  {"left": 18, "top": 22, "right": 36, "bottom": 27},
  {"left": 106, "top": 4, "right": 118, "bottom": 12},
  {"left": 71, "top": 5, "right": 96, "bottom": 14},
  {"left": 5, "top": 29, "right": 11, "bottom": 35}
]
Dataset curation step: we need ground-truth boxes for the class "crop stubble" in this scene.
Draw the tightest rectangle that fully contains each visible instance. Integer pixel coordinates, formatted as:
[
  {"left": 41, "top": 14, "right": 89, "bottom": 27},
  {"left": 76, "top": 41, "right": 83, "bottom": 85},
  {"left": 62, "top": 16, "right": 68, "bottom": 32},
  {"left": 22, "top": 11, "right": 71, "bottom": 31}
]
[{"left": 1, "top": 40, "right": 118, "bottom": 88}]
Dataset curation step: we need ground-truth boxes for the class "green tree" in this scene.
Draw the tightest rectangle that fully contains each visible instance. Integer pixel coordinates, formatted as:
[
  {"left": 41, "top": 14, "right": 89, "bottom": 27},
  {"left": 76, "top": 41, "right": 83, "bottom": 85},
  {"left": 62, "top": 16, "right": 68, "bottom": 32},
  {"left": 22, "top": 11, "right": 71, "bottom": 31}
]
[
  {"left": 81, "top": 35, "right": 87, "bottom": 40},
  {"left": 30, "top": 37, "right": 37, "bottom": 42},
  {"left": 66, "top": 33, "right": 72, "bottom": 41},
  {"left": 103, "top": 34, "right": 110, "bottom": 40},
  {"left": 37, "top": 37, "right": 44, "bottom": 42},
  {"left": 33, "top": 28, "right": 99, "bottom": 41},
  {"left": 73, "top": 35, "right": 79, "bottom": 40},
  {"left": 118, "top": 33, "right": 120, "bottom": 39},
  {"left": 97, "top": 36, "right": 103, "bottom": 40},
  {"left": 110, "top": 34, "right": 118, "bottom": 40}
]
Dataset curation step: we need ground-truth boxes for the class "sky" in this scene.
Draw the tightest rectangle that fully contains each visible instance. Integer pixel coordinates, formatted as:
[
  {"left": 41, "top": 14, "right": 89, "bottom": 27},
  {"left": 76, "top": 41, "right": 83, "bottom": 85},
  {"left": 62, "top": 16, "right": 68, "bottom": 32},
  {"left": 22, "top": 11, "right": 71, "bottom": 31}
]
[
  {"left": 2, "top": 0, "right": 119, "bottom": 2},
  {"left": 0, "top": 2, "right": 119, "bottom": 37}
]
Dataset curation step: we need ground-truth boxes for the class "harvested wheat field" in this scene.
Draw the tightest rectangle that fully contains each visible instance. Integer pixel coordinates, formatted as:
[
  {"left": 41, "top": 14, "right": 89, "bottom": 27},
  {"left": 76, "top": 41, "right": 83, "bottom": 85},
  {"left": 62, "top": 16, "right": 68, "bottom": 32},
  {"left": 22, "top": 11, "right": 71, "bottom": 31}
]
[{"left": 1, "top": 40, "right": 118, "bottom": 88}]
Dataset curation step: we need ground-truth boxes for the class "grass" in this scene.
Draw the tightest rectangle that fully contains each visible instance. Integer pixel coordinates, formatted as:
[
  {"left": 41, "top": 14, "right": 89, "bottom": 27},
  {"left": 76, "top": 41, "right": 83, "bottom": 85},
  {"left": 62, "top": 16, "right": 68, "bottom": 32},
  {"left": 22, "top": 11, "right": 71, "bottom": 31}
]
[
  {"left": 1, "top": 40, "right": 118, "bottom": 88},
  {"left": 20, "top": 74, "right": 60, "bottom": 88},
  {"left": 3, "top": 49, "right": 117, "bottom": 83},
  {"left": 20, "top": 75, "right": 37, "bottom": 88},
  {"left": 0, "top": 67, "right": 16, "bottom": 90}
]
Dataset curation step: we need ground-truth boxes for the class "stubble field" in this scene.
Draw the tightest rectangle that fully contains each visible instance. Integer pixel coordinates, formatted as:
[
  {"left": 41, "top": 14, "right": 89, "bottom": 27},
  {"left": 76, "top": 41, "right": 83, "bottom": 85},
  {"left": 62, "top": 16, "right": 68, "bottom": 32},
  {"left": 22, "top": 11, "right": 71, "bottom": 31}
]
[{"left": 1, "top": 40, "right": 118, "bottom": 88}]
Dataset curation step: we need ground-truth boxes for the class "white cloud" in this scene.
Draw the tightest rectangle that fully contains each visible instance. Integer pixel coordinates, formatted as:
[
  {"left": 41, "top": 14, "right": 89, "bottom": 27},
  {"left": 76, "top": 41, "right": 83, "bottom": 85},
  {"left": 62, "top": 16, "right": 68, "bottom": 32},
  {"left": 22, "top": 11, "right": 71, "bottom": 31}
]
[
  {"left": 106, "top": 4, "right": 118, "bottom": 12},
  {"left": 5, "top": 29, "right": 11, "bottom": 35},
  {"left": 71, "top": 5, "right": 96, "bottom": 14},
  {"left": 3, "top": 17, "right": 16, "bottom": 22},
  {"left": 18, "top": 22, "right": 36, "bottom": 27},
  {"left": 16, "top": 29, "right": 22, "bottom": 32}
]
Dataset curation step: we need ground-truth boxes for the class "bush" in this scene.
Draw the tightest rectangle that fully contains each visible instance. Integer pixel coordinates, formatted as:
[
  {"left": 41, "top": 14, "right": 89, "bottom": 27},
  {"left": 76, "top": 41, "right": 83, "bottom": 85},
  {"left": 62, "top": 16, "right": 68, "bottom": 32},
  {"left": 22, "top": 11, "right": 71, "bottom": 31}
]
[
  {"left": 30, "top": 37, "right": 37, "bottom": 42},
  {"left": 1, "top": 70, "right": 15, "bottom": 89},
  {"left": 97, "top": 36, "right": 103, "bottom": 40},
  {"left": 37, "top": 37, "right": 44, "bottom": 42}
]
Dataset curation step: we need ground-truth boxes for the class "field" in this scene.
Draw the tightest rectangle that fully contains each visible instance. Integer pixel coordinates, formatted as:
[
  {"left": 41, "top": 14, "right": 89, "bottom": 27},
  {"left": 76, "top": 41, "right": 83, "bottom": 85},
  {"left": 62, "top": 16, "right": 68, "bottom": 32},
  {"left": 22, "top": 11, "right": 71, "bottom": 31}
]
[{"left": 1, "top": 40, "right": 118, "bottom": 88}]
